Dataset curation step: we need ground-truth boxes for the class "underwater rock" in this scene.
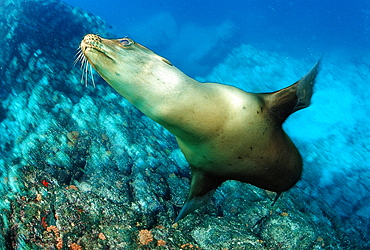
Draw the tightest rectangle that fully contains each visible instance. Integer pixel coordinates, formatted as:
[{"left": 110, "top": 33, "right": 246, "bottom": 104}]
[{"left": 0, "top": 0, "right": 367, "bottom": 249}]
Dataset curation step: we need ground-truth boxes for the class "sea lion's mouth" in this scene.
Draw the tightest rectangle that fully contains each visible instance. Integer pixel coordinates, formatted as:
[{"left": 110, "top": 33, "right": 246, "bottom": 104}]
[
  {"left": 74, "top": 35, "right": 117, "bottom": 87},
  {"left": 81, "top": 44, "right": 114, "bottom": 62},
  {"left": 80, "top": 37, "right": 114, "bottom": 62}
]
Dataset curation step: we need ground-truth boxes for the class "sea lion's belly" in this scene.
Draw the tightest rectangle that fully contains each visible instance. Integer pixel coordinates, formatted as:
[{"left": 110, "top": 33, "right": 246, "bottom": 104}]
[{"left": 177, "top": 111, "right": 302, "bottom": 192}]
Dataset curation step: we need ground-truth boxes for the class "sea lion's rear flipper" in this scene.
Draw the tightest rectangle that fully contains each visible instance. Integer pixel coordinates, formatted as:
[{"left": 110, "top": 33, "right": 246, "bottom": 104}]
[
  {"left": 272, "top": 192, "right": 282, "bottom": 206},
  {"left": 174, "top": 168, "right": 225, "bottom": 222},
  {"left": 261, "top": 61, "right": 320, "bottom": 123}
]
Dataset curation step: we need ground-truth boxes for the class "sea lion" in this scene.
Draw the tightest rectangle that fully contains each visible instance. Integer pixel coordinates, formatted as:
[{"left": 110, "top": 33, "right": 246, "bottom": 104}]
[{"left": 78, "top": 34, "right": 319, "bottom": 222}]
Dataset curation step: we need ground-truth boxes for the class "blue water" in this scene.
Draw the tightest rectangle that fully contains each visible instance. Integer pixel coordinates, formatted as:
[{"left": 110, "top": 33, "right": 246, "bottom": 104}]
[{"left": 63, "top": 0, "right": 370, "bottom": 76}]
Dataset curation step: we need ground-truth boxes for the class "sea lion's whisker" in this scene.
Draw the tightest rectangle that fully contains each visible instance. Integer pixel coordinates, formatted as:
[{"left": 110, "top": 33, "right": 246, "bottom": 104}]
[
  {"left": 75, "top": 52, "right": 83, "bottom": 63},
  {"left": 89, "top": 64, "right": 96, "bottom": 88},
  {"left": 73, "top": 47, "right": 83, "bottom": 66},
  {"left": 79, "top": 60, "right": 85, "bottom": 86},
  {"left": 74, "top": 47, "right": 86, "bottom": 85},
  {"left": 80, "top": 56, "right": 87, "bottom": 70},
  {"left": 83, "top": 59, "right": 89, "bottom": 87},
  {"left": 79, "top": 56, "right": 88, "bottom": 86},
  {"left": 77, "top": 54, "right": 86, "bottom": 69},
  {"left": 74, "top": 47, "right": 96, "bottom": 88},
  {"left": 73, "top": 57, "right": 79, "bottom": 66}
]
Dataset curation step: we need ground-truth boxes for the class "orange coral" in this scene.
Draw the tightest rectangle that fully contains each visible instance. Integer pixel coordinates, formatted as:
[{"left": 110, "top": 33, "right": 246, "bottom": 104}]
[
  {"left": 70, "top": 243, "right": 82, "bottom": 250},
  {"left": 180, "top": 243, "right": 199, "bottom": 249},
  {"left": 56, "top": 237, "right": 63, "bottom": 250},
  {"left": 41, "top": 217, "right": 47, "bottom": 229},
  {"left": 47, "top": 225, "right": 59, "bottom": 234},
  {"left": 46, "top": 225, "right": 63, "bottom": 249},
  {"left": 98, "top": 232, "right": 106, "bottom": 240},
  {"left": 138, "top": 229, "right": 153, "bottom": 245},
  {"left": 66, "top": 185, "right": 78, "bottom": 191},
  {"left": 35, "top": 193, "right": 42, "bottom": 201},
  {"left": 157, "top": 239, "right": 166, "bottom": 246}
]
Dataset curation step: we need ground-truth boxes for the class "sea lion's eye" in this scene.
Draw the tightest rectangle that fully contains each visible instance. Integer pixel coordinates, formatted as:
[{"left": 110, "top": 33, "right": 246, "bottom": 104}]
[{"left": 119, "top": 38, "right": 132, "bottom": 46}]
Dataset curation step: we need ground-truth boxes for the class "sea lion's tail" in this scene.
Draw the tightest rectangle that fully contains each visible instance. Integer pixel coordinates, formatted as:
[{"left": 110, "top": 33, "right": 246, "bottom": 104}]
[{"left": 260, "top": 61, "right": 320, "bottom": 124}]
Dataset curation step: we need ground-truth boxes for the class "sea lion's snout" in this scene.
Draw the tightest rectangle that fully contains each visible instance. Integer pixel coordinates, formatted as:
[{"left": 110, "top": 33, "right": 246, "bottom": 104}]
[
  {"left": 76, "top": 34, "right": 111, "bottom": 87},
  {"left": 80, "top": 34, "right": 103, "bottom": 54}
]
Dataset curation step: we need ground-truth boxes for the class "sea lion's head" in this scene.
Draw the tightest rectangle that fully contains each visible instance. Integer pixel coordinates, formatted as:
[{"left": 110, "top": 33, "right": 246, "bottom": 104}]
[{"left": 78, "top": 34, "right": 173, "bottom": 90}]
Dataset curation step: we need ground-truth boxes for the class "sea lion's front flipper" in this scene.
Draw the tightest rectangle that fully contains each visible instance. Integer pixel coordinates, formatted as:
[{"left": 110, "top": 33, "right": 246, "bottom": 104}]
[
  {"left": 261, "top": 60, "right": 320, "bottom": 123},
  {"left": 175, "top": 168, "right": 225, "bottom": 222}
]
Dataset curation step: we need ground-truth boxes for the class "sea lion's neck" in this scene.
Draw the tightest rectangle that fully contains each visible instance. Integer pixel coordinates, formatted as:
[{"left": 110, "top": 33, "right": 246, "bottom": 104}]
[{"left": 102, "top": 60, "right": 199, "bottom": 125}]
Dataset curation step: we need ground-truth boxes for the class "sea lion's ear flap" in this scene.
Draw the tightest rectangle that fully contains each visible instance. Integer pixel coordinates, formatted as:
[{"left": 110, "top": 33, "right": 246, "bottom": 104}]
[
  {"left": 174, "top": 168, "right": 225, "bottom": 222},
  {"left": 161, "top": 57, "right": 173, "bottom": 66}
]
